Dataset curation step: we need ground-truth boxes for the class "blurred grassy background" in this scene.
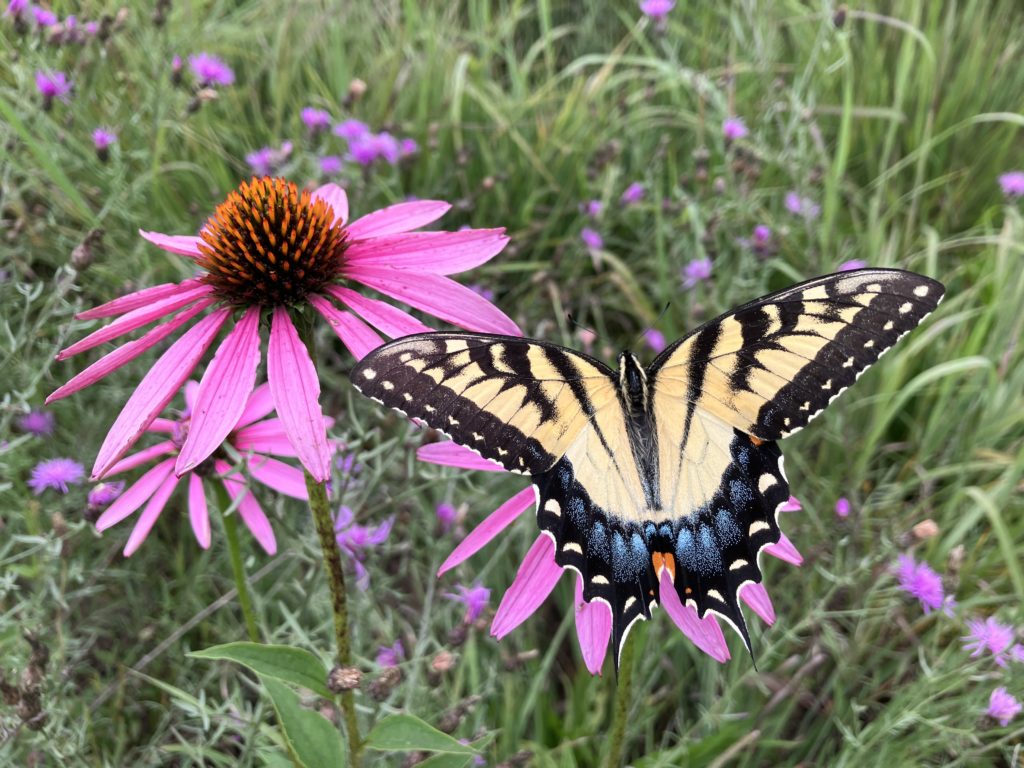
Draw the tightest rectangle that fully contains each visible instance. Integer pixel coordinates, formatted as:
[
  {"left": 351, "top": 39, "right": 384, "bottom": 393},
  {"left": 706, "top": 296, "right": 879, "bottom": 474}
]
[{"left": 1, "top": 0, "right": 1022, "bottom": 765}]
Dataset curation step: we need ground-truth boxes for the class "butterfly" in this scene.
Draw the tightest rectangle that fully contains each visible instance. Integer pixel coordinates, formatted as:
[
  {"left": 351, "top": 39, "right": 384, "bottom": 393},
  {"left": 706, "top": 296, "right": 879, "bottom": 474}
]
[{"left": 351, "top": 268, "right": 944, "bottom": 663}]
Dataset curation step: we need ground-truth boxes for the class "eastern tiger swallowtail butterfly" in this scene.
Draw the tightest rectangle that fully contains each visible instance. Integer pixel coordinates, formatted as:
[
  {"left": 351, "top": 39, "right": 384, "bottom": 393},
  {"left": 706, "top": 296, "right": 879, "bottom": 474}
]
[{"left": 350, "top": 268, "right": 944, "bottom": 663}]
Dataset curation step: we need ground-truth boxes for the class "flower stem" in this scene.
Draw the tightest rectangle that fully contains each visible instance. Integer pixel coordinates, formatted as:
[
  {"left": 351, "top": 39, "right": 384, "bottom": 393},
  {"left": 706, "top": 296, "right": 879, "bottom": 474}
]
[
  {"left": 218, "top": 484, "right": 260, "bottom": 643},
  {"left": 604, "top": 631, "right": 637, "bottom": 768},
  {"left": 305, "top": 470, "right": 362, "bottom": 766}
]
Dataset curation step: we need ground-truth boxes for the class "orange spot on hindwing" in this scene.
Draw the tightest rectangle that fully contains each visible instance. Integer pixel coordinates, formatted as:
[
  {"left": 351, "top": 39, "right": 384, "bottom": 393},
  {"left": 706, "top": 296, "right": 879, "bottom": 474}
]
[{"left": 652, "top": 551, "right": 676, "bottom": 581}]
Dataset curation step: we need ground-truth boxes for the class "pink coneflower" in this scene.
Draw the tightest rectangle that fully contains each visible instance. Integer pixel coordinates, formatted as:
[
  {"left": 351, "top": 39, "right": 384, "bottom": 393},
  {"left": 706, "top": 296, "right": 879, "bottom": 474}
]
[
  {"left": 895, "top": 553, "right": 950, "bottom": 615},
  {"left": 87, "top": 481, "right": 124, "bottom": 510},
  {"left": 785, "top": 191, "right": 821, "bottom": 219},
  {"left": 998, "top": 171, "right": 1024, "bottom": 198},
  {"left": 319, "top": 155, "right": 343, "bottom": 175},
  {"left": 639, "top": 0, "right": 674, "bottom": 20},
  {"left": 334, "top": 119, "right": 370, "bottom": 143},
  {"left": 17, "top": 408, "right": 54, "bottom": 436},
  {"left": 245, "top": 142, "right": 292, "bottom": 177},
  {"left": 35, "top": 70, "right": 71, "bottom": 107},
  {"left": 48, "top": 177, "right": 517, "bottom": 483},
  {"left": 722, "top": 117, "right": 748, "bottom": 141},
  {"left": 417, "top": 441, "right": 802, "bottom": 674},
  {"left": 188, "top": 52, "right": 234, "bottom": 86},
  {"left": 643, "top": 328, "right": 666, "bottom": 353},
  {"left": 987, "top": 687, "right": 1021, "bottom": 726},
  {"left": 301, "top": 107, "right": 332, "bottom": 133},
  {"left": 620, "top": 182, "right": 645, "bottom": 205},
  {"left": 94, "top": 381, "right": 319, "bottom": 555},
  {"left": 839, "top": 259, "right": 868, "bottom": 271},
  {"left": 682, "top": 256, "right": 712, "bottom": 288},
  {"left": 376, "top": 640, "right": 404, "bottom": 668},
  {"left": 436, "top": 502, "right": 458, "bottom": 532},
  {"left": 835, "top": 497, "right": 851, "bottom": 518},
  {"left": 445, "top": 582, "right": 490, "bottom": 623},
  {"left": 334, "top": 506, "right": 393, "bottom": 590},
  {"left": 28, "top": 458, "right": 85, "bottom": 494},
  {"left": 580, "top": 227, "right": 603, "bottom": 250},
  {"left": 963, "top": 617, "right": 1016, "bottom": 667}
]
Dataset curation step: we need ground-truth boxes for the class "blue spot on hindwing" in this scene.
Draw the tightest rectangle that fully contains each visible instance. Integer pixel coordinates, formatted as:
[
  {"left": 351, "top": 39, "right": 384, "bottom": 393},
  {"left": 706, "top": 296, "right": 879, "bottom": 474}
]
[
  {"left": 729, "top": 479, "right": 753, "bottom": 508},
  {"left": 590, "top": 520, "right": 610, "bottom": 561},
  {"left": 568, "top": 497, "right": 586, "bottom": 525},
  {"left": 696, "top": 525, "right": 723, "bottom": 574},
  {"left": 676, "top": 528, "right": 697, "bottom": 570},
  {"left": 714, "top": 509, "right": 741, "bottom": 547}
]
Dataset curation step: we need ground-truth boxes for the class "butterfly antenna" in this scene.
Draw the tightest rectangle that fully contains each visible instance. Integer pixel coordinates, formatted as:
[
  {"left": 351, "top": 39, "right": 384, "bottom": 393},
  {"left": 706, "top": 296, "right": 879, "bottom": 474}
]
[
  {"left": 632, "top": 301, "right": 672, "bottom": 351},
  {"left": 566, "top": 313, "right": 598, "bottom": 340}
]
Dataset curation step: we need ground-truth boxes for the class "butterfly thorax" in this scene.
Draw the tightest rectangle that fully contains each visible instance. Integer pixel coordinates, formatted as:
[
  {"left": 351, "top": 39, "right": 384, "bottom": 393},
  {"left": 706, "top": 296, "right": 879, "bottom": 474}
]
[{"left": 617, "top": 352, "right": 649, "bottom": 418}]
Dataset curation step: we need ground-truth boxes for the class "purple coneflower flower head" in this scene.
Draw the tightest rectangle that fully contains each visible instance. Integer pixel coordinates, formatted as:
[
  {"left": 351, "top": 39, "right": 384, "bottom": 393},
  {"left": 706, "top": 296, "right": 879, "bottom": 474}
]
[
  {"left": 436, "top": 502, "right": 458, "bottom": 531},
  {"left": 835, "top": 497, "right": 851, "bottom": 518},
  {"left": 643, "top": 328, "right": 666, "bottom": 353},
  {"left": 245, "top": 142, "right": 292, "bottom": 177},
  {"left": 839, "top": 259, "right": 868, "bottom": 271},
  {"left": 28, "top": 458, "right": 85, "bottom": 494},
  {"left": 376, "top": 640, "right": 404, "bottom": 668},
  {"left": 318, "top": 155, "right": 343, "bottom": 175},
  {"left": 987, "top": 687, "right": 1021, "bottom": 726},
  {"left": 35, "top": 70, "right": 71, "bottom": 105},
  {"left": 300, "top": 107, "right": 332, "bottom": 132},
  {"left": 998, "top": 171, "right": 1024, "bottom": 198},
  {"left": 785, "top": 191, "right": 821, "bottom": 219},
  {"left": 399, "top": 138, "right": 418, "bottom": 157},
  {"left": 445, "top": 582, "right": 491, "bottom": 623},
  {"left": 722, "top": 117, "right": 748, "bottom": 141},
  {"left": 964, "top": 617, "right": 1016, "bottom": 667},
  {"left": 335, "top": 506, "right": 393, "bottom": 589},
  {"left": 580, "top": 227, "right": 603, "bottom": 250},
  {"left": 682, "top": 256, "right": 712, "bottom": 288},
  {"left": 639, "top": 0, "right": 675, "bottom": 20},
  {"left": 584, "top": 200, "right": 602, "bottom": 218},
  {"left": 188, "top": 52, "right": 234, "bottom": 86},
  {"left": 87, "top": 481, "right": 124, "bottom": 509},
  {"left": 18, "top": 408, "right": 54, "bottom": 436},
  {"left": 895, "top": 554, "right": 948, "bottom": 614},
  {"left": 31, "top": 5, "right": 56, "bottom": 25},
  {"left": 620, "top": 182, "right": 645, "bottom": 205},
  {"left": 333, "top": 119, "right": 370, "bottom": 143}
]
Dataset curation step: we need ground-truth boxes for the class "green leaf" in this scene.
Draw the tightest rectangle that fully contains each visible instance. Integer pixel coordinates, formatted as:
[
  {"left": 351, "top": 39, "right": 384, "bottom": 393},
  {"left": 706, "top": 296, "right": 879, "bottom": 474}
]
[
  {"left": 417, "top": 755, "right": 475, "bottom": 768},
  {"left": 365, "top": 714, "right": 477, "bottom": 755},
  {"left": 189, "top": 642, "right": 332, "bottom": 699},
  {"left": 262, "top": 676, "right": 346, "bottom": 768}
]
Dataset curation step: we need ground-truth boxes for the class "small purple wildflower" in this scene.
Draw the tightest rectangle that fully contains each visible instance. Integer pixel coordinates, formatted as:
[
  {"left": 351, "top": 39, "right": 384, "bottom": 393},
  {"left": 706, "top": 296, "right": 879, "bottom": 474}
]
[
  {"left": 335, "top": 506, "right": 393, "bottom": 590},
  {"left": 333, "top": 119, "right": 370, "bottom": 143},
  {"left": 584, "top": 199, "right": 603, "bottom": 218},
  {"left": 839, "top": 259, "right": 868, "bottom": 271},
  {"left": 998, "top": 171, "right": 1024, "bottom": 198},
  {"left": 300, "top": 107, "right": 332, "bottom": 132},
  {"left": 399, "top": 138, "right": 418, "bottom": 157},
  {"left": 752, "top": 225, "right": 771, "bottom": 246},
  {"left": 28, "top": 458, "right": 85, "bottom": 495},
  {"left": 785, "top": 191, "right": 821, "bottom": 219},
  {"left": 376, "top": 640, "right": 404, "bottom": 668},
  {"left": 188, "top": 52, "right": 234, "bottom": 87},
  {"left": 445, "top": 583, "right": 491, "bottom": 623},
  {"left": 347, "top": 132, "right": 400, "bottom": 166},
  {"left": 87, "top": 481, "right": 124, "bottom": 510},
  {"left": 835, "top": 497, "right": 851, "bottom": 518},
  {"left": 963, "top": 617, "right": 1015, "bottom": 667},
  {"left": 84, "top": 19, "right": 98, "bottom": 36},
  {"left": 895, "top": 554, "right": 947, "bottom": 615},
  {"left": 580, "top": 227, "right": 603, "bottom": 250},
  {"left": 644, "top": 328, "right": 666, "bottom": 353},
  {"left": 436, "top": 502, "right": 458, "bottom": 532},
  {"left": 336, "top": 452, "right": 362, "bottom": 477},
  {"left": 621, "top": 182, "right": 645, "bottom": 205},
  {"left": 468, "top": 284, "right": 495, "bottom": 302},
  {"left": 318, "top": 155, "right": 343, "bottom": 175},
  {"left": 31, "top": 5, "right": 56, "bottom": 26},
  {"left": 1012, "top": 643, "right": 1024, "bottom": 663},
  {"left": 682, "top": 256, "right": 712, "bottom": 288},
  {"left": 987, "top": 687, "right": 1021, "bottom": 727},
  {"left": 17, "top": 409, "right": 54, "bottom": 436},
  {"left": 245, "top": 141, "right": 292, "bottom": 177},
  {"left": 92, "top": 128, "right": 117, "bottom": 159},
  {"left": 5, "top": 0, "right": 28, "bottom": 16},
  {"left": 35, "top": 70, "right": 72, "bottom": 104},
  {"left": 639, "top": 0, "right": 675, "bottom": 20},
  {"left": 722, "top": 117, "right": 748, "bottom": 141}
]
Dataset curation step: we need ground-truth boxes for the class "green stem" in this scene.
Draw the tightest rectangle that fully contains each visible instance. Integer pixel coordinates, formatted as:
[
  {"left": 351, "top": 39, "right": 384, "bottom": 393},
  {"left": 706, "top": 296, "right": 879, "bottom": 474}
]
[
  {"left": 305, "top": 470, "right": 362, "bottom": 767},
  {"left": 604, "top": 632, "right": 637, "bottom": 768},
  {"left": 218, "top": 483, "right": 260, "bottom": 643}
]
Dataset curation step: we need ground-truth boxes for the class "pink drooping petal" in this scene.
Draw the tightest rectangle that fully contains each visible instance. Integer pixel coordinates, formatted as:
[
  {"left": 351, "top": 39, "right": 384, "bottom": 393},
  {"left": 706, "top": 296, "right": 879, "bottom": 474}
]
[
  {"left": 491, "top": 534, "right": 563, "bottom": 639},
  {"left": 326, "top": 285, "right": 434, "bottom": 337},
  {"left": 233, "top": 418, "right": 301, "bottom": 457},
  {"left": 236, "top": 383, "right": 275, "bottom": 428},
  {"left": 182, "top": 379, "right": 200, "bottom": 414},
  {"left": 267, "top": 307, "right": 332, "bottom": 482},
  {"left": 311, "top": 183, "right": 349, "bottom": 226},
  {"left": 176, "top": 307, "right": 262, "bottom": 476},
  {"left": 438, "top": 486, "right": 535, "bottom": 575},
  {"left": 658, "top": 570, "right": 730, "bottom": 663},
  {"left": 56, "top": 283, "right": 213, "bottom": 360},
  {"left": 345, "top": 200, "right": 451, "bottom": 239},
  {"left": 417, "top": 441, "right": 506, "bottom": 473},
  {"left": 92, "top": 309, "right": 230, "bottom": 479},
  {"left": 217, "top": 460, "right": 277, "bottom": 555},
  {"left": 123, "top": 472, "right": 180, "bottom": 556},
  {"left": 344, "top": 229, "right": 508, "bottom": 275},
  {"left": 248, "top": 456, "right": 309, "bottom": 499},
  {"left": 148, "top": 418, "right": 178, "bottom": 433},
  {"left": 188, "top": 473, "right": 211, "bottom": 549},
  {"left": 308, "top": 294, "right": 384, "bottom": 360},
  {"left": 139, "top": 230, "right": 203, "bottom": 257},
  {"left": 740, "top": 582, "right": 776, "bottom": 626},
  {"left": 574, "top": 576, "right": 611, "bottom": 675},
  {"left": 77, "top": 282, "right": 197, "bottom": 320},
  {"left": 764, "top": 533, "right": 803, "bottom": 566},
  {"left": 103, "top": 440, "right": 177, "bottom": 477},
  {"left": 780, "top": 495, "right": 802, "bottom": 512},
  {"left": 46, "top": 300, "right": 213, "bottom": 404},
  {"left": 346, "top": 266, "right": 521, "bottom": 336},
  {"left": 96, "top": 458, "right": 176, "bottom": 531}
]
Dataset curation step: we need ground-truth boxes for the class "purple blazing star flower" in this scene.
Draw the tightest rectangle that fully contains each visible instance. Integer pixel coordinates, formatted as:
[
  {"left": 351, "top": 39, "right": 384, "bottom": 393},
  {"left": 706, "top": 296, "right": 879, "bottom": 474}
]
[
  {"left": 998, "top": 171, "right": 1024, "bottom": 198},
  {"left": 92, "top": 128, "right": 117, "bottom": 155},
  {"left": 318, "top": 155, "right": 343, "bottom": 175},
  {"left": 644, "top": 328, "right": 666, "bottom": 353},
  {"left": 36, "top": 70, "right": 72, "bottom": 103},
  {"left": 987, "top": 687, "right": 1021, "bottom": 727},
  {"left": 188, "top": 52, "right": 234, "bottom": 87},
  {"left": 445, "top": 582, "right": 491, "bottom": 623},
  {"left": 17, "top": 409, "right": 54, "bottom": 436},
  {"left": 348, "top": 132, "right": 399, "bottom": 166},
  {"left": 722, "top": 117, "right": 748, "bottom": 141},
  {"left": 300, "top": 107, "right": 332, "bottom": 132},
  {"left": 436, "top": 502, "right": 458, "bottom": 532},
  {"left": 88, "top": 481, "right": 124, "bottom": 510},
  {"left": 376, "top": 640, "right": 404, "bottom": 668},
  {"left": 682, "top": 256, "right": 712, "bottom": 288},
  {"left": 621, "top": 182, "right": 645, "bottom": 205},
  {"left": 335, "top": 506, "right": 393, "bottom": 590},
  {"left": 584, "top": 200, "right": 603, "bottom": 218},
  {"left": 785, "top": 191, "right": 821, "bottom": 219},
  {"left": 28, "top": 458, "right": 85, "bottom": 495},
  {"left": 580, "top": 227, "right": 603, "bottom": 250},
  {"left": 839, "top": 259, "right": 868, "bottom": 271},
  {"left": 333, "top": 119, "right": 370, "bottom": 143},
  {"left": 639, "top": 0, "right": 675, "bottom": 20},
  {"left": 964, "top": 617, "right": 1016, "bottom": 667},
  {"left": 895, "top": 553, "right": 950, "bottom": 615},
  {"left": 31, "top": 5, "right": 56, "bottom": 25},
  {"left": 399, "top": 138, "right": 418, "bottom": 157},
  {"left": 835, "top": 497, "right": 851, "bottom": 518}
]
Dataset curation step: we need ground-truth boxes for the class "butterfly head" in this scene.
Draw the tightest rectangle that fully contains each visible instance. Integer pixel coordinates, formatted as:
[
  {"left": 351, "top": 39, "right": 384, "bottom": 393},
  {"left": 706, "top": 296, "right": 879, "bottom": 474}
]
[{"left": 617, "top": 351, "right": 648, "bottom": 416}]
